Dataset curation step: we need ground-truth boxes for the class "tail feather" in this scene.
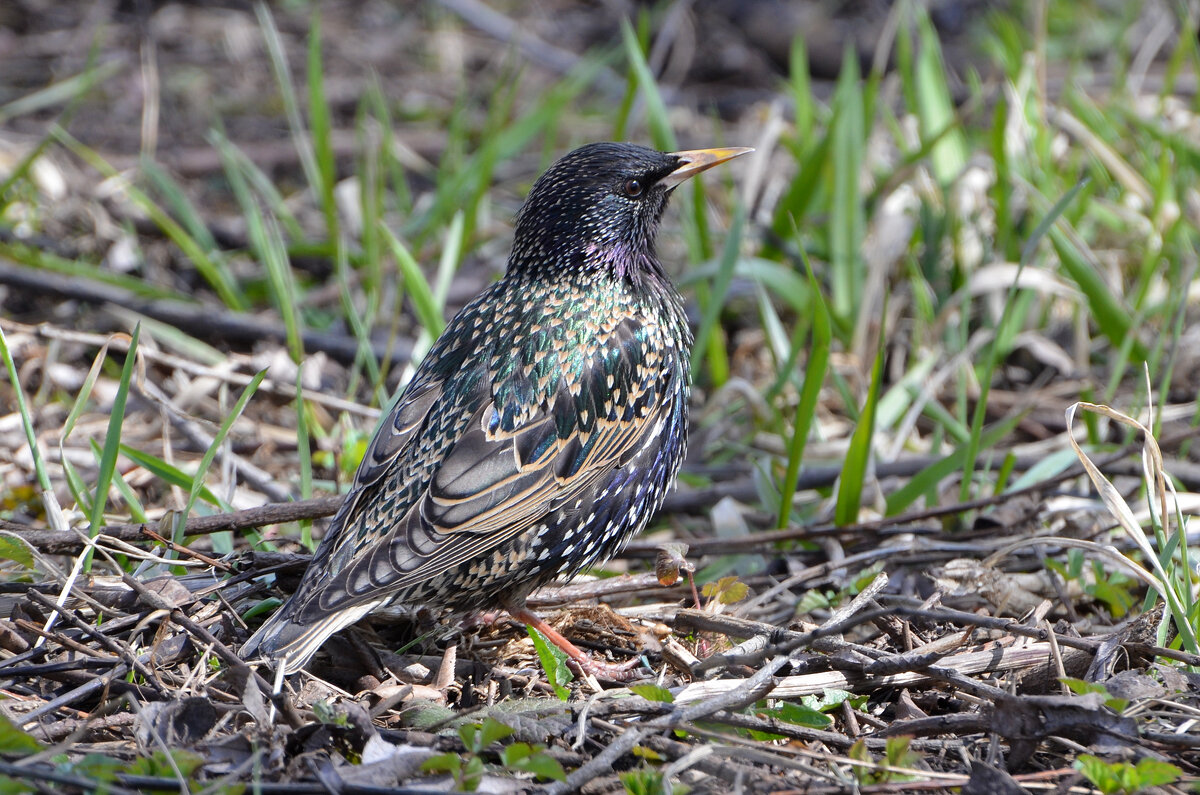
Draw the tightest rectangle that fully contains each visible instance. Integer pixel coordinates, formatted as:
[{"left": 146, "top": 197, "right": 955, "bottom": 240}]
[{"left": 241, "top": 599, "right": 382, "bottom": 675}]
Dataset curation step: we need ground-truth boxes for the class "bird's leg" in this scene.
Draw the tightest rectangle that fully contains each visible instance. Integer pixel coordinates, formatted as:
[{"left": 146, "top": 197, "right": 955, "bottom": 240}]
[{"left": 506, "top": 604, "right": 644, "bottom": 681}]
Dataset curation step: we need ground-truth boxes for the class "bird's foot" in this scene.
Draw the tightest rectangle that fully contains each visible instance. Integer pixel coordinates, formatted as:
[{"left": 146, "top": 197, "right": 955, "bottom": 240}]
[
  {"left": 566, "top": 652, "right": 644, "bottom": 682},
  {"left": 461, "top": 610, "right": 503, "bottom": 629},
  {"left": 507, "top": 604, "right": 647, "bottom": 682}
]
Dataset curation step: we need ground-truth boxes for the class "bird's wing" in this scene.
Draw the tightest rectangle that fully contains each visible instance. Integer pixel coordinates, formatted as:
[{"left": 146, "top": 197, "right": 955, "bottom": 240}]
[
  {"left": 303, "top": 313, "right": 676, "bottom": 614},
  {"left": 353, "top": 379, "right": 444, "bottom": 490}
]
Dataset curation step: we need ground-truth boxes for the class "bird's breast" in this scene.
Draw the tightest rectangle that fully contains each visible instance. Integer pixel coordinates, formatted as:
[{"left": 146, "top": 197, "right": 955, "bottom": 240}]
[{"left": 484, "top": 279, "right": 683, "bottom": 436}]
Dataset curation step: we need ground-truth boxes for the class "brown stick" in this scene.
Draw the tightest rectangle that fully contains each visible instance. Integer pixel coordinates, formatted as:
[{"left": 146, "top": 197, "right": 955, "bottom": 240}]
[
  {"left": 1, "top": 494, "right": 343, "bottom": 554},
  {"left": 0, "top": 259, "right": 412, "bottom": 367}
]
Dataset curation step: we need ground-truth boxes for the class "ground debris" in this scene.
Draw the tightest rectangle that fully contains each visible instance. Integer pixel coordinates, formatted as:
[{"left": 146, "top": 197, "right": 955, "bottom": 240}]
[{"left": 0, "top": 1, "right": 1198, "bottom": 792}]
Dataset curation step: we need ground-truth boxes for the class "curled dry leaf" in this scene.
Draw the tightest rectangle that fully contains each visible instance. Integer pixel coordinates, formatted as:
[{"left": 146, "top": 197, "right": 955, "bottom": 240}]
[{"left": 654, "top": 542, "right": 692, "bottom": 587}]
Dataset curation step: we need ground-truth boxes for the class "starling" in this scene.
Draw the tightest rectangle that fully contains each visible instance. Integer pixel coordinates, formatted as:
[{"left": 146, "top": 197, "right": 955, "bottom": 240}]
[{"left": 242, "top": 142, "right": 751, "bottom": 677}]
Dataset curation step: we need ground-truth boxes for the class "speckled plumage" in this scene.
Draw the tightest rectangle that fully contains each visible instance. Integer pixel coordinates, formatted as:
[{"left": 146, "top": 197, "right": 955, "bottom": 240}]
[{"left": 242, "top": 142, "right": 748, "bottom": 674}]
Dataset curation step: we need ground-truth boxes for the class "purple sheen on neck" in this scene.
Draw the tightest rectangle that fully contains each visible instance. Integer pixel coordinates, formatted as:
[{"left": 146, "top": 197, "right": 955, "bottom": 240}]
[{"left": 585, "top": 240, "right": 656, "bottom": 281}]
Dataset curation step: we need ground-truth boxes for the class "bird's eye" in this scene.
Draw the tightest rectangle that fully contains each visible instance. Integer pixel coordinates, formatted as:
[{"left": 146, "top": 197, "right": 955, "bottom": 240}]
[{"left": 622, "top": 178, "right": 644, "bottom": 198}]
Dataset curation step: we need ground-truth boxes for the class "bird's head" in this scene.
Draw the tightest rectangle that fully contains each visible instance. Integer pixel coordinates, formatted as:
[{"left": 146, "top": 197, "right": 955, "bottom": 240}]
[{"left": 508, "top": 142, "right": 751, "bottom": 281}]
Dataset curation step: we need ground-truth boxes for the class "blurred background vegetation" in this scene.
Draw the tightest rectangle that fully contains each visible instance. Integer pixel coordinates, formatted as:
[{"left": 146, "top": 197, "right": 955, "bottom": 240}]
[{"left": 0, "top": 0, "right": 1198, "bottom": 788}]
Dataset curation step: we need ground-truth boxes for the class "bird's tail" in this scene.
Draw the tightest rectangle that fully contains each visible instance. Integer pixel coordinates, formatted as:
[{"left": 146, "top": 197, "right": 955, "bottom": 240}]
[{"left": 241, "top": 598, "right": 382, "bottom": 675}]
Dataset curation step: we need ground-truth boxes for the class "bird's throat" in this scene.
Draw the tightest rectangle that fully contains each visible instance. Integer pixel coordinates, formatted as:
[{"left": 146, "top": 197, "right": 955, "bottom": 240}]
[{"left": 583, "top": 240, "right": 668, "bottom": 286}]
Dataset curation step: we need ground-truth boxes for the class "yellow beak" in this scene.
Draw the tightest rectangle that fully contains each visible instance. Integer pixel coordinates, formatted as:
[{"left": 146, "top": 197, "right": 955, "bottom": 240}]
[{"left": 662, "top": 147, "right": 754, "bottom": 189}]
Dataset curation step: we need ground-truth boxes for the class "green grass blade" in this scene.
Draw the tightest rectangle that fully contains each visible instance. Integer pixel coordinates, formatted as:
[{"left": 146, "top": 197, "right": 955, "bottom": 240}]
[
  {"left": 913, "top": 8, "right": 968, "bottom": 183},
  {"left": 829, "top": 46, "right": 865, "bottom": 330},
  {"left": 214, "top": 128, "right": 305, "bottom": 363},
  {"left": 619, "top": 18, "right": 677, "bottom": 151},
  {"left": 1006, "top": 448, "right": 1080, "bottom": 493},
  {"left": 57, "top": 337, "right": 121, "bottom": 525},
  {"left": 789, "top": 35, "right": 815, "bottom": 140},
  {"left": 105, "top": 308, "right": 226, "bottom": 366},
  {"left": 85, "top": 439, "right": 149, "bottom": 526},
  {"left": 435, "top": 211, "right": 465, "bottom": 309},
  {"left": 256, "top": 2, "right": 322, "bottom": 214},
  {"left": 610, "top": 25, "right": 641, "bottom": 141},
  {"left": 767, "top": 134, "right": 830, "bottom": 256},
  {"left": 118, "top": 444, "right": 229, "bottom": 511},
  {"left": 678, "top": 257, "right": 813, "bottom": 315},
  {"left": 1048, "top": 225, "right": 1145, "bottom": 361},
  {"left": 107, "top": 456, "right": 149, "bottom": 525},
  {"left": 84, "top": 324, "right": 141, "bottom": 569},
  {"left": 0, "top": 47, "right": 112, "bottom": 204},
  {"left": 689, "top": 208, "right": 744, "bottom": 378},
  {"left": 335, "top": 238, "right": 387, "bottom": 407},
  {"left": 307, "top": 9, "right": 339, "bottom": 242},
  {"left": 355, "top": 102, "right": 384, "bottom": 297},
  {"left": 0, "top": 60, "right": 121, "bottom": 125},
  {"left": 777, "top": 252, "right": 831, "bottom": 528},
  {"left": 394, "top": 210, "right": 465, "bottom": 390},
  {"left": 0, "top": 133, "right": 57, "bottom": 213},
  {"left": 834, "top": 333, "right": 884, "bottom": 525},
  {"left": 59, "top": 339, "right": 111, "bottom": 462},
  {"left": 0, "top": 239, "right": 186, "bottom": 301},
  {"left": 408, "top": 59, "right": 600, "bottom": 249},
  {"left": 363, "top": 77, "right": 411, "bottom": 216},
  {"left": 0, "top": 328, "right": 52, "bottom": 494},
  {"left": 60, "top": 456, "right": 93, "bottom": 520},
  {"left": 140, "top": 159, "right": 219, "bottom": 252},
  {"left": 261, "top": 214, "right": 304, "bottom": 363},
  {"left": 182, "top": 369, "right": 267, "bottom": 520},
  {"left": 755, "top": 284, "right": 794, "bottom": 387},
  {"left": 381, "top": 223, "right": 445, "bottom": 337},
  {"left": 206, "top": 128, "right": 305, "bottom": 240},
  {"left": 295, "top": 364, "right": 314, "bottom": 551}
]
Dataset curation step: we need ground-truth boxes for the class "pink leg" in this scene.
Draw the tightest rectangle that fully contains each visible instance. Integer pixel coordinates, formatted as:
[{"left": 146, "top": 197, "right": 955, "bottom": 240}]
[{"left": 507, "top": 604, "right": 644, "bottom": 682}]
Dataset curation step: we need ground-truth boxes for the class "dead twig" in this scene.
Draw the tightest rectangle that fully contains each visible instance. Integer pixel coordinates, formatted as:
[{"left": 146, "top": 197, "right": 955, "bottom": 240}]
[
  {"left": 115, "top": 572, "right": 305, "bottom": 729},
  {"left": 25, "top": 589, "right": 164, "bottom": 691},
  {"left": 0, "top": 259, "right": 413, "bottom": 367},
  {"left": 1, "top": 495, "right": 343, "bottom": 554},
  {"left": 547, "top": 654, "right": 790, "bottom": 795}
]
